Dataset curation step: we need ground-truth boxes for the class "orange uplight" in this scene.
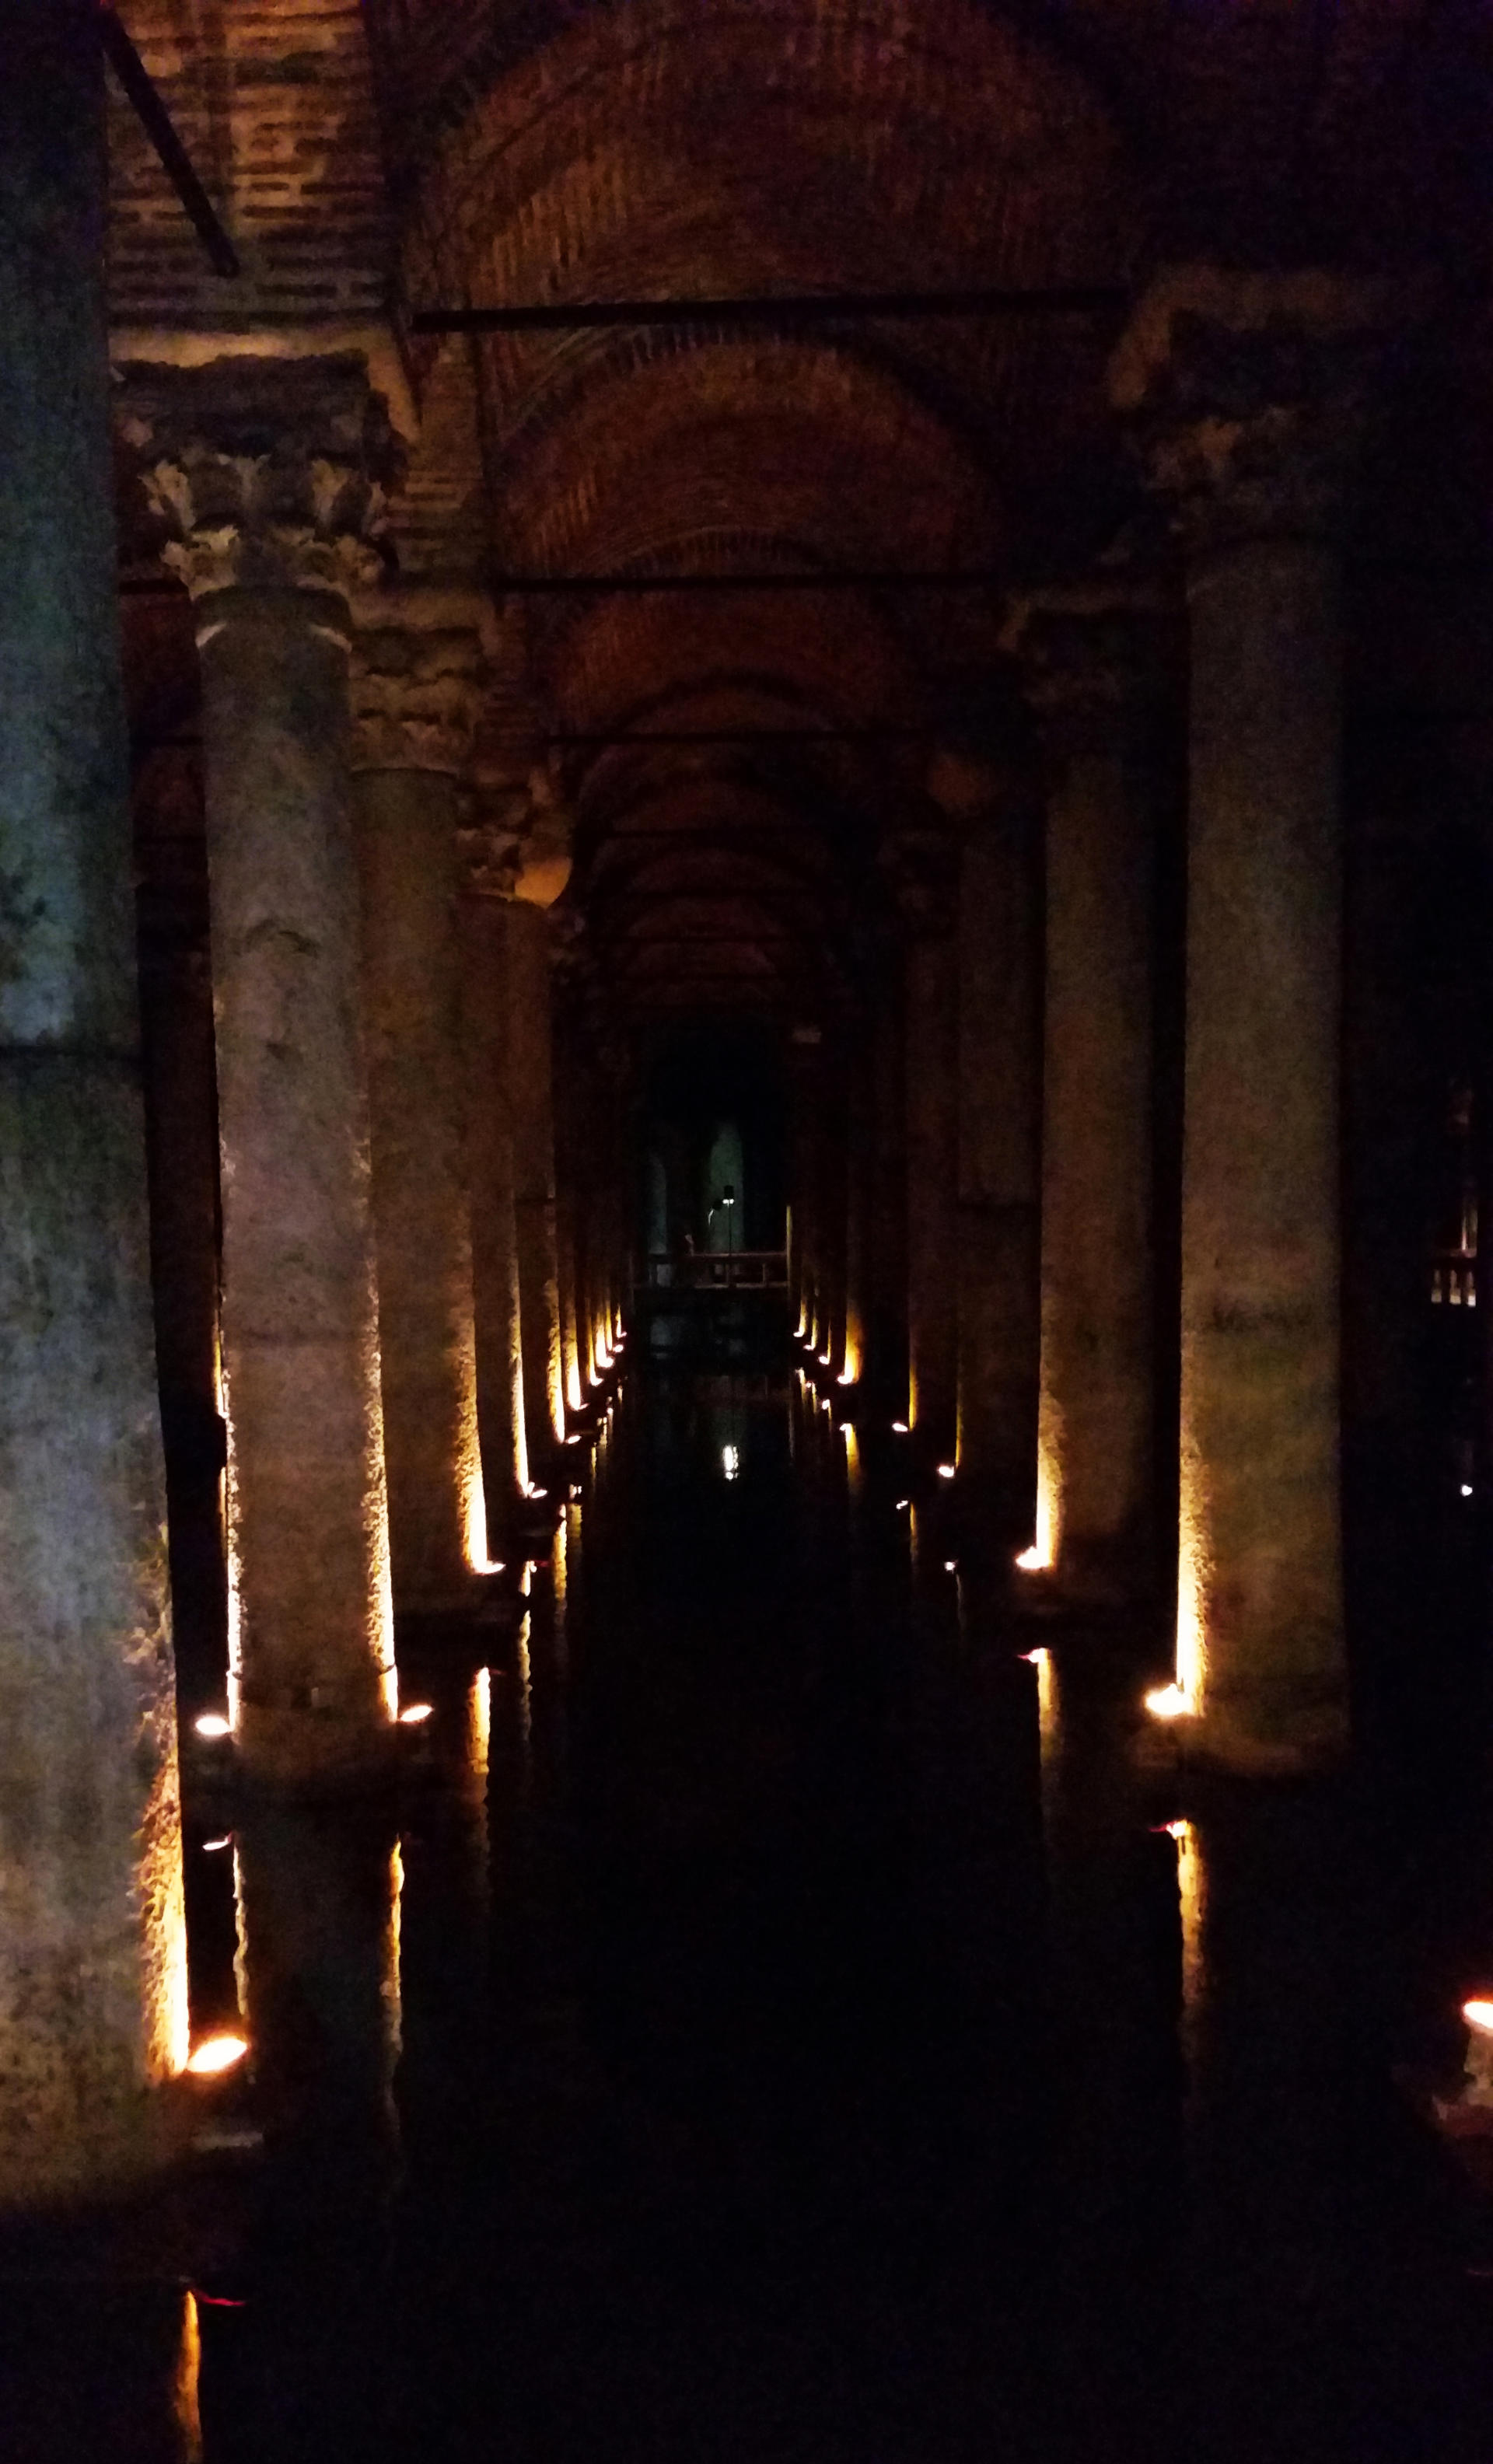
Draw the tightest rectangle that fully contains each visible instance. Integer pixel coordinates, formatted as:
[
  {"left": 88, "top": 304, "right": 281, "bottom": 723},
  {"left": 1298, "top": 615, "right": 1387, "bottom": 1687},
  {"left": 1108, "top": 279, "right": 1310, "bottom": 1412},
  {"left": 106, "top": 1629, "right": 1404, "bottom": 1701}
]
[
  {"left": 837, "top": 1371, "right": 855, "bottom": 1387},
  {"left": 1463, "top": 1999, "right": 1493, "bottom": 2034},
  {"left": 1145, "top": 1683, "right": 1196, "bottom": 1721},
  {"left": 186, "top": 2033, "right": 247, "bottom": 2076},
  {"left": 1014, "top": 1546, "right": 1045, "bottom": 1573}
]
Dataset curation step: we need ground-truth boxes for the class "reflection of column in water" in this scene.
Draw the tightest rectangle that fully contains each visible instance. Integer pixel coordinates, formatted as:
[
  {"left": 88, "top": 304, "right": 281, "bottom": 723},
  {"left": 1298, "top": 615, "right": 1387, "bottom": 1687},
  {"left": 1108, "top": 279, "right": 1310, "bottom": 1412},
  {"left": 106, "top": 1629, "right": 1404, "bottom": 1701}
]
[
  {"left": 842, "top": 1420, "right": 863, "bottom": 1504},
  {"left": 516, "top": 1611, "right": 534, "bottom": 1763},
  {"left": 173, "top": 2288, "right": 204, "bottom": 2464},
  {"left": 231, "top": 1805, "right": 403, "bottom": 2159},
  {"left": 1173, "top": 1817, "right": 1206, "bottom": 2078},
  {"left": 464, "top": 1668, "right": 493, "bottom": 1932},
  {"left": 1031, "top": 1645, "right": 1060, "bottom": 1831},
  {"left": 383, "top": 1840, "right": 404, "bottom": 2076}
]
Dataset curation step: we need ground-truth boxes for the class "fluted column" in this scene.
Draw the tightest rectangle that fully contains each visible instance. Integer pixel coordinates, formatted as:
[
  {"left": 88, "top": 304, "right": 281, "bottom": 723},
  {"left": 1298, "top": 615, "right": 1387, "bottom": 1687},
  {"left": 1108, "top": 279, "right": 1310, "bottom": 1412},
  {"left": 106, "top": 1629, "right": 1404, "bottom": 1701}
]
[
  {"left": 351, "top": 605, "right": 488, "bottom": 1610},
  {"left": 1112, "top": 268, "right": 1387, "bottom": 1765},
  {"left": 0, "top": 0, "right": 187, "bottom": 2200},
  {"left": 1012, "top": 599, "right": 1166, "bottom": 1602},
  {"left": 130, "top": 355, "right": 400, "bottom": 1786},
  {"left": 892, "top": 824, "right": 961, "bottom": 1459}
]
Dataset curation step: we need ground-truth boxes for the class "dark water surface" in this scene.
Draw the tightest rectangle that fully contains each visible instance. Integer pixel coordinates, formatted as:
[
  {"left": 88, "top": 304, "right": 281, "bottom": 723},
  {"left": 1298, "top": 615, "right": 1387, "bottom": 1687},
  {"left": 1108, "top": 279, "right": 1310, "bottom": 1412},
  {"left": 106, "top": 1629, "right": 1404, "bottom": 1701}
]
[{"left": 5, "top": 1371, "right": 1493, "bottom": 2460}]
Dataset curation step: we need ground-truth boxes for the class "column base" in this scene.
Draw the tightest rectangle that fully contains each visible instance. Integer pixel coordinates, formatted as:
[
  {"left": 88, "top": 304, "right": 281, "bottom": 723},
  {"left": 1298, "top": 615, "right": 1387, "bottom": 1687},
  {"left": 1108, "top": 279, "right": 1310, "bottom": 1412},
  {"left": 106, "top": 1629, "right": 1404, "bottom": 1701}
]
[
  {"left": 1135, "top": 1677, "right": 1349, "bottom": 1779},
  {"left": 232, "top": 1700, "right": 399, "bottom": 1796}
]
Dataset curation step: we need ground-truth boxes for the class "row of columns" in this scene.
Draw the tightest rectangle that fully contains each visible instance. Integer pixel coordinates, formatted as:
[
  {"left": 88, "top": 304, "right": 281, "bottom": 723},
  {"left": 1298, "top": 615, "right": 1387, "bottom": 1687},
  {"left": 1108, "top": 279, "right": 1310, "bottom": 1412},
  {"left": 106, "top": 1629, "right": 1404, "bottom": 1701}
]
[{"left": 809, "top": 272, "right": 1388, "bottom": 1775}]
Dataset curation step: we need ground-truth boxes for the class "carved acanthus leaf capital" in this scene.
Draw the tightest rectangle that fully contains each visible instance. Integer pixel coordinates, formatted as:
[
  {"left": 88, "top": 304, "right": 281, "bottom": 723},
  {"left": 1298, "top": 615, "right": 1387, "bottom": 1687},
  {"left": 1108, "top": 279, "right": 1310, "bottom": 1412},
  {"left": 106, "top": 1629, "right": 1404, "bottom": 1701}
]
[
  {"left": 1109, "top": 266, "right": 1399, "bottom": 555},
  {"left": 1002, "top": 588, "right": 1177, "bottom": 760},
  {"left": 456, "top": 766, "right": 575, "bottom": 907},
  {"left": 881, "top": 818, "right": 960, "bottom": 938},
  {"left": 350, "top": 625, "right": 486, "bottom": 775},
  {"left": 117, "top": 352, "right": 402, "bottom": 604}
]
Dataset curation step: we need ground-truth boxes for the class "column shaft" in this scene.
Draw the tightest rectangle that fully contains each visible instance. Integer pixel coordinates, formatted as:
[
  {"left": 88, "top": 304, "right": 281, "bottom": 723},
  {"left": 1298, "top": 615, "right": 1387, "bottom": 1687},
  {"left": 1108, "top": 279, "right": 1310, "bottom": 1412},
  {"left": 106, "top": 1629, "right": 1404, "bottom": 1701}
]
[
  {"left": 956, "top": 813, "right": 1043, "bottom": 1523},
  {"left": 1037, "top": 724, "right": 1154, "bottom": 1599},
  {"left": 198, "top": 590, "right": 395, "bottom": 1781},
  {"left": 462, "top": 894, "right": 529, "bottom": 1540},
  {"left": 356, "top": 763, "right": 482, "bottom": 1612},
  {"left": 1180, "top": 538, "right": 1344, "bottom": 1755},
  {"left": 0, "top": 0, "right": 187, "bottom": 2198},
  {"left": 505, "top": 903, "right": 566, "bottom": 1454},
  {"left": 906, "top": 934, "right": 960, "bottom": 1455}
]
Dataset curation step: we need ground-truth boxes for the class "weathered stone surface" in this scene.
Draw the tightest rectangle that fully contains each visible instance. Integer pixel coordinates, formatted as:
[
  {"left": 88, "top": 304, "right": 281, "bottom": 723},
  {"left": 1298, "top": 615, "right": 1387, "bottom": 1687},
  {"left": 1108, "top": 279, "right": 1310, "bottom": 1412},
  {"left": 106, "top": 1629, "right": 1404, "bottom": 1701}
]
[
  {"left": 353, "top": 617, "right": 487, "bottom": 1611},
  {"left": 0, "top": 0, "right": 186, "bottom": 2202},
  {"left": 1014, "top": 602, "right": 1163, "bottom": 1601},
  {"left": 944, "top": 771, "right": 1043, "bottom": 1526},
  {"left": 460, "top": 890, "right": 529, "bottom": 1543}
]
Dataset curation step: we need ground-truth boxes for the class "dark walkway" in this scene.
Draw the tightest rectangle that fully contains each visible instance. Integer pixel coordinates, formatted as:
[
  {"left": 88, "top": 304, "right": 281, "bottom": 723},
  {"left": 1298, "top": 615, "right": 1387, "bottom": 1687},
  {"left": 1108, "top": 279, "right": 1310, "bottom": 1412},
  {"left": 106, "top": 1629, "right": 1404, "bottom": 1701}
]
[{"left": 4, "top": 1372, "right": 1493, "bottom": 2460}]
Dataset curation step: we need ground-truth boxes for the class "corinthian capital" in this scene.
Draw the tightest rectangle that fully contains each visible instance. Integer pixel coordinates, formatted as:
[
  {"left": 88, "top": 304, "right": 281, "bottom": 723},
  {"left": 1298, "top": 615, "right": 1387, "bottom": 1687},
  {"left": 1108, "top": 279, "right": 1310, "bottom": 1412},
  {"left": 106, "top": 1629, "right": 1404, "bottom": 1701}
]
[
  {"left": 456, "top": 767, "right": 575, "bottom": 910},
  {"left": 117, "top": 351, "right": 402, "bottom": 603},
  {"left": 350, "top": 614, "right": 486, "bottom": 776},
  {"left": 1108, "top": 265, "right": 1399, "bottom": 554}
]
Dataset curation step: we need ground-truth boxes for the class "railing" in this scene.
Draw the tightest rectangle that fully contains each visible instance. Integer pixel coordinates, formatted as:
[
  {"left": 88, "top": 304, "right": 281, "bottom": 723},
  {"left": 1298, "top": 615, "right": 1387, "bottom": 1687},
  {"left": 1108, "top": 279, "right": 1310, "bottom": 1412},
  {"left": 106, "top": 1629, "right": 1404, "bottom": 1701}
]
[{"left": 638, "top": 1249, "right": 789, "bottom": 1292}]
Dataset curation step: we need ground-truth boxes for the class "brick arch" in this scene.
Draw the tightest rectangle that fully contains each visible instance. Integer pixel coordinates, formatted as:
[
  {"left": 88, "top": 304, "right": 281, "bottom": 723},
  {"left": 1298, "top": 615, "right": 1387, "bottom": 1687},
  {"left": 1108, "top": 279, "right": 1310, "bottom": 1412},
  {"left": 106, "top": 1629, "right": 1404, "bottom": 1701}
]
[
  {"left": 393, "top": 0, "right": 1133, "bottom": 1015},
  {"left": 404, "top": 0, "right": 1137, "bottom": 315}
]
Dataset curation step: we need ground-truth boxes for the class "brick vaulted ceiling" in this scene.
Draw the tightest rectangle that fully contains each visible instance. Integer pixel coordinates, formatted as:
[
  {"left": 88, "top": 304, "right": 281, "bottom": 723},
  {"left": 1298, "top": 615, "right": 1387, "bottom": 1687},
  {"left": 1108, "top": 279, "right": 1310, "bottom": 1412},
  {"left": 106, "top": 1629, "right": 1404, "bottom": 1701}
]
[{"left": 107, "top": 0, "right": 1493, "bottom": 1015}]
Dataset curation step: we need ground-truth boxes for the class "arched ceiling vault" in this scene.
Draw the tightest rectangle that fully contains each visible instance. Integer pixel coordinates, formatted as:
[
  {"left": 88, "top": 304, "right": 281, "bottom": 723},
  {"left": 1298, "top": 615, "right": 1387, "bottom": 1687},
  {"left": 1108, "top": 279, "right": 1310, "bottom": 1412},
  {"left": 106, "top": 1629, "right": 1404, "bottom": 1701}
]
[{"left": 365, "top": 0, "right": 1146, "bottom": 1017}]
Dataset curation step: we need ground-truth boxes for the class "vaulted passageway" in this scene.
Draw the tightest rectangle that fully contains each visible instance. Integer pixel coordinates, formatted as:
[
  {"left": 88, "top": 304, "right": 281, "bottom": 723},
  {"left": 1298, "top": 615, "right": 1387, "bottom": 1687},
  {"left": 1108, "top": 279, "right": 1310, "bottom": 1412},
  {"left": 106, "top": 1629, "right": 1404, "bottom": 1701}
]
[{"left": 6, "top": 0, "right": 1493, "bottom": 2449}]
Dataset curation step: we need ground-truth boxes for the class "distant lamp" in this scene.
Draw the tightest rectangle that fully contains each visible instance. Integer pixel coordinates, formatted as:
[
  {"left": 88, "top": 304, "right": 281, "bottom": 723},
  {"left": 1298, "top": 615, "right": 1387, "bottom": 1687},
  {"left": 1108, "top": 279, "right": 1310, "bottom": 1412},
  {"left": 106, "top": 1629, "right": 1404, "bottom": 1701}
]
[
  {"left": 936, "top": 1463, "right": 956, "bottom": 1482},
  {"left": 194, "top": 1712, "right": 231, "bottom": 1740},
  {"left": 891, "top": 1421, "right": 909, "bottom": 1435},
  {"left": 398, "top": 1702, "right": 433, "bottom": 1726},
  {"left": 1145, "top": 1683, "right": 1196, "bottom": 1721}
]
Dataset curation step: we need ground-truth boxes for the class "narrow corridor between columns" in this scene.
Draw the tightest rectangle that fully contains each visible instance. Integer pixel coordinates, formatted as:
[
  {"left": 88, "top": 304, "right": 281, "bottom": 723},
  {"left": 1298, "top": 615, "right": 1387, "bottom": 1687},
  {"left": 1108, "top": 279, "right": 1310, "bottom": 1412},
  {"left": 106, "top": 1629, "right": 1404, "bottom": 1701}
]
[{"left": 4, "top": 1362, "right": 1493, "bottom": 2462}]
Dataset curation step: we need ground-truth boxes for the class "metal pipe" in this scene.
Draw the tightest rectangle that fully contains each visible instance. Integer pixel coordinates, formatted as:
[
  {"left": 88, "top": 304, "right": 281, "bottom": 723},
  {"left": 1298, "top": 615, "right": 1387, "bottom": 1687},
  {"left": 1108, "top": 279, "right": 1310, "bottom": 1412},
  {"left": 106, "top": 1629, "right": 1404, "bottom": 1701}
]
[
  {"left": 99, "top": 2, "right": 240, "bottom": 278},
  {"left": 413, "top": 286, "right": 1124, "bottom": 336}
]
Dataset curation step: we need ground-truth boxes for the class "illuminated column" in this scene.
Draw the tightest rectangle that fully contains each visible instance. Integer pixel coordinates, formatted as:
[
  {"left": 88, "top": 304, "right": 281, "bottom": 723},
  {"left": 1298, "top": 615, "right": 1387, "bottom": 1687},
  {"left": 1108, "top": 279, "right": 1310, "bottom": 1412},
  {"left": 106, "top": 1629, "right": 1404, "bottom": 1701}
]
[
  {"left": 893, "top": 824, "right": 961, "bottom": 1458},
  {"left": 131, "top": 356, "right": 400, "bottom": 1786},
  {"left": 865, "top": 973, "right": 909, "bottom": 1408},
  {"left": 0, "top": 1, "right": 187, "bottom": 2200},
  {"left": 842, "top": 1036, "right": 874, "bottom": 1390},
  {"left": 1014, "top": 600, "right": 1164, "bottom": 1600},
  {"left": 135, "top": 760, "right": 229, "bottom": 1675},
  {"left": 460, "top": 873, "right": 529, "bottom": 1544},
  {"left": 934, "top": 736, "right": 1044, "bottom": 1522},
  {"left": 507, "top": 900, "right": 567, "bottom": 1453},
  {"left": 351, "top": 606, "right": 487, "bottom": 1610},
  {"left": 1112, "top": 269, "right": 1385, "bottom": 1764},
  {"left": 788, "top": 1032, "right": 825, "bottom": 1343}
]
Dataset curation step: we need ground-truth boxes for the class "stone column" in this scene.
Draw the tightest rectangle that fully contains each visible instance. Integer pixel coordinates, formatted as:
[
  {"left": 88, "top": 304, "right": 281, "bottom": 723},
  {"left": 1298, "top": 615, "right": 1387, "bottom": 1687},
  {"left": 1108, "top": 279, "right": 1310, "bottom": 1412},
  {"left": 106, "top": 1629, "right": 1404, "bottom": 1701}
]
[
  {"left": 892, "top": 824, "right": 961, "bottom": 1459},
  {"left": 930, "top": 733, "right": 1044, "bottom": 1532},
  {"left": 0, "top": 0, "right": 187, "bottom": 2200},
  {"left": 1012, "top": 599, "right": 1166, "bottom": 1602},
  {"left": 507, "top": 901, "right": 567, "bottom": 1455},
  {"left": 1111, "top": 268, "right": 1387, "bottom": 1765},
  {"left": 864, "top": 973, "right": 909, "bottom": 1411},
  {"left": 351, "top": 606, "right": 488, "bottom": 1612},
  {"left": 842, "top": 1036, "right": 874, "bottom": 1391},
  {"left": 460, "top": 872, "right": 530, "bottom": 1544},
  {"left": 129, "top": 355, "right": 401, "bottom": 1787},
  {"left": 134, "top": 747, "right": 229, "bottom": 1680}
]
